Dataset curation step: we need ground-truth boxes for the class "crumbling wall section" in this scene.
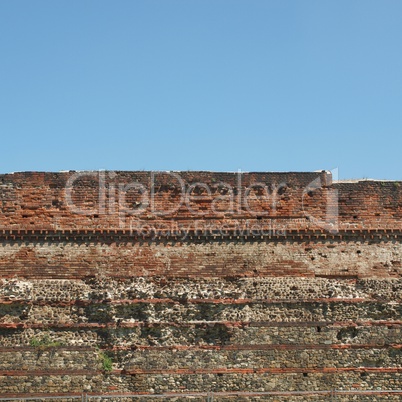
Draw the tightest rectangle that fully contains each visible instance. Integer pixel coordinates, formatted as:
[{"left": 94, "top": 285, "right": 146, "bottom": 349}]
[{"left": 0, "top": 171, "right": 401, "bottom": 400}]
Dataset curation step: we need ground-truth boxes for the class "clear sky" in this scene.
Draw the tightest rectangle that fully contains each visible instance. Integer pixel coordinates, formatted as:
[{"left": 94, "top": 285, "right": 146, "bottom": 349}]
[{"left": 0, "top": 1, "right": 401, "bottom": 179}]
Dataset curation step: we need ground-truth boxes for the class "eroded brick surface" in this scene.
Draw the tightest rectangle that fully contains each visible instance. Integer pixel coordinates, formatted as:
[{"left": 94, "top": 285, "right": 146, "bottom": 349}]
[{"left": 0, "top": 171, "right": 401, "bottom": 400}]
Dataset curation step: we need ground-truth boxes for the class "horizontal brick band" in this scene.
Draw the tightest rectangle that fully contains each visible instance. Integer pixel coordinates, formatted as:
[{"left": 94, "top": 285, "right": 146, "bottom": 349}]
[
  {"left": 0, "top": 343, "right": 400, "bottom": 353},
  {"left": 1, "top": 228, "right": 402, "bottom": 242},
  {"left": 0, "top": 297, "right": 382, "bottom": 305},
  {"left": 107, "top": 343, "right": 402, "bottom": 351},
  {"left": 2, "top": 390, "right": 402, "bottom": 398},
  {"left": 1, "top": 367, "right": 402, "bottom": 377},
  {"left": 0, "top": 320, "right": 400, "bottom": 330}
]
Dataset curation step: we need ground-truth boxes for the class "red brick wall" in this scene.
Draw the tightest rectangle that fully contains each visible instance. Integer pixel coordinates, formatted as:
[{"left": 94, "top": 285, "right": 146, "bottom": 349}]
[
  {"left": 1, "top": 171, "right": 401, "bottom": 279},
  {"left": 0, "top": 172, "right": 401, "bottom": 397}
]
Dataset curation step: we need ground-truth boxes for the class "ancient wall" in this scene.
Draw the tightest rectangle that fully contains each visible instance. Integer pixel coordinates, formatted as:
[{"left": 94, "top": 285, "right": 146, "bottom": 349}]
[{"left": 0, "top": 171, "right": 401, "bottom": 400}]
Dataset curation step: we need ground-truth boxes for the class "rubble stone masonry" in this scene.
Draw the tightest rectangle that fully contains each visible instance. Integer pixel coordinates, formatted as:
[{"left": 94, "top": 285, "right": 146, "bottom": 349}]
[{"left": 0, "top": 171, "right": 401, "bottom": 400}]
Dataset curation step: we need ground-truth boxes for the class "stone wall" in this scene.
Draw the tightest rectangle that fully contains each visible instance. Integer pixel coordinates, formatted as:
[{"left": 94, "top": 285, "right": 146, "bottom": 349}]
[{"left": 0, "top": 171, "right": 401, "bottom": 400}]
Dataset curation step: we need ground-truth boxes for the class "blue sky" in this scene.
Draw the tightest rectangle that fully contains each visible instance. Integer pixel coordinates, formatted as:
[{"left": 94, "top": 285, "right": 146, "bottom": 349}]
[{"left": 0, "top": 1, "right": 401, "bottom": 179}]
